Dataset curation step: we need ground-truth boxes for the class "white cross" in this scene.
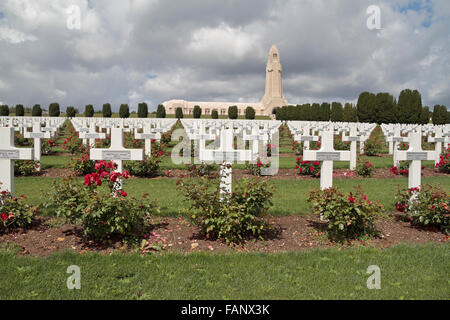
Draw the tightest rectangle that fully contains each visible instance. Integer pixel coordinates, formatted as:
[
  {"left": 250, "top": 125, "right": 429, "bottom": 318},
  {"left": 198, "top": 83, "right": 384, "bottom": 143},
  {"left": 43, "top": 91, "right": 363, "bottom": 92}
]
[
  {"left": 396, "top": 131, "right": 436, "bottom": 189},
  {"left": 200, "top": 128, "right": 252, "bottom": 195},
  {"left": 90, "top": 128, "right": 143, "bottom": 173},
  {"left": 135, "top": 123, "right": 161, "bottom": 157},
  {"left": 0, "top": 127, "right": 34, "bottom": 194},
  {"left": 303, "top": 130, "right": 350, "bottom": 190},
  {"left": 79, "top": 122, "right": 106, "bottom": 148},
  {"left": 23, "top": 123, "right": 50, "bottom": 171},
  {"left": 427, "top": 127, "right": 445, "bottom": 166},
  {"left": 342, "top": 125, "right": 362, "bottom": 171}
]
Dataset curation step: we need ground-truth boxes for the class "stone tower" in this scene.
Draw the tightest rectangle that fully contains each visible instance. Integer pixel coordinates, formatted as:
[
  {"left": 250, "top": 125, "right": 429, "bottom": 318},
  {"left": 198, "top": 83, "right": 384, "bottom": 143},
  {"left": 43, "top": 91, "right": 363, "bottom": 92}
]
[{"left": 261, "top": 45, "right": 288, "bottom": 114}]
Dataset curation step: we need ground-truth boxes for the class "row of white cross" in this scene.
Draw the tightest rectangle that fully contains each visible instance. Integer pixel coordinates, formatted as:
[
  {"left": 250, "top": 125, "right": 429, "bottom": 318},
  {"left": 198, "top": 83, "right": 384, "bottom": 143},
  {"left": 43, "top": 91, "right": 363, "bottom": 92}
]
[
  {"left": 382, "top": 123, "right": 449, "bottom": 167},
  {"left": 0, "top": 117, "right": 65, "bottom": 193},
  {"left": 181, "top": 119, "right": 282, "bottom": 195},
  {"left": 0, "top": 116, "right": 448, "bottom": 197},
  {"left": 70, "top": 118, "right": 177, "bottom": 172}
]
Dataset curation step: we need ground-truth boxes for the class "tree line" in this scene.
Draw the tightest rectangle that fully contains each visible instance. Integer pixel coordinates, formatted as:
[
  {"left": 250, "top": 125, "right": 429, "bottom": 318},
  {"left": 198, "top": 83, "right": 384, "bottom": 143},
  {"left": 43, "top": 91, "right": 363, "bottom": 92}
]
[
  {"left": 274, "top": 89, "right": 449, "bottom": 125},
  {"left": 1, "top": 90, "right": 448, "bottom": 124}
]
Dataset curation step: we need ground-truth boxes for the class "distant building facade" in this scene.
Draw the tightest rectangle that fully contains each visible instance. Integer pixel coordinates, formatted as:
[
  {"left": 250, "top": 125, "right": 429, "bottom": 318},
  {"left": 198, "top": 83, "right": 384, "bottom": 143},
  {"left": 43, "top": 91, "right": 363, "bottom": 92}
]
[{"left": 162, "top": 45, "right": 288, "bottom": 116}]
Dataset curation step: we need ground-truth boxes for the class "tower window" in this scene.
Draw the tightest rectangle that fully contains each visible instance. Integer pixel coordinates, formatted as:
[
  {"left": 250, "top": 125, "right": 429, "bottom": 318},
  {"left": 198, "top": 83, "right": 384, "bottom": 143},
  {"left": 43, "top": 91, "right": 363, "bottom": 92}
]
[{"left": 273, "top": 53, "right": 277, "bottom": 58}]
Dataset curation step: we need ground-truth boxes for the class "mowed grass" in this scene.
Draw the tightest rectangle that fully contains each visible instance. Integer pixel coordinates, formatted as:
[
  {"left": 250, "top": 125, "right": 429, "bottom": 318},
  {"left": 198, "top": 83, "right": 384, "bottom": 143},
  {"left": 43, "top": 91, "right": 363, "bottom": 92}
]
[
  {"left": 15, "top": 176, "right": 450, "bottom": 216},
  {"left": 0, "top": 243, "right": 447, "bottom": 299},
  {"left": 39, "top": 153, "right": 436, "bottom": 170}
]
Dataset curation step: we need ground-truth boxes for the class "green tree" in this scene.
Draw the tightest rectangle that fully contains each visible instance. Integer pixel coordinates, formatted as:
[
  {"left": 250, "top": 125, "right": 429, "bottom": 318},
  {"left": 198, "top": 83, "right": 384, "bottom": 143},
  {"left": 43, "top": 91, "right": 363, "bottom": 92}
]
[
  {"left": 319, "top": 103, "right": 330, "bottom": 121},
  {"left": 193, "top": 105, "right": 202, "bottom": 118},
  {"left": 48, "top": 102, "right": 60, "bottom": 117},
  {"left": 419, "top": 106, "right": 430, "bottom": 125},
  {"left": 375, "top": 93, "right": 395, "bottom": 124},
  {"left": 357, "top": 92, "right": 376, "bottom": 123},
  {"left": 330, "top": 102, "right": 343, "bottom": 122},
  {"left": 342, "top": 103, "right": 356, "bottom": 122},
  {"left": 228, "top": 106, "right": 238, "bottom": 119},
  {"left": 15, "top": 104, "right": 25, "bottom": 116},
  {"left": 245, "top": 106, "right": 255, "bottom": 120},
  {"left": 211, "top": 109, "right": 219, "bottom": 119},
  {"left": 66, "top": 106, "right": 77, "bottom": 118},
  {"left": 0, "top": 105, "right": 9, "bottom": 116},
  {"left": 156, "top": 104, "right": 166, "bottom": 118},
  {"left": 310, "top": 103, "right": 320, "bottom": 121},
  {"left": 432, "top": 105, "right": 447, "bottom": 125},
  {"left": 32, "top": 104, "right": 42, "bottom": 116},
  {"left": 119, "top": 104, "right": 130, "bottom": 118},
  {"left": 397, "top": 89, "right": 422, "bottom": 124},
  {"left": 175, "top": 107, "right": 183, "bottom": 119},
  {"left": 137, "top": 102, "right": 148, "bottom": 118},
  {"left": 84, "top": 104, "right": 94, "bottom": 117},
  {"left": 102, "top": 103, "right": 112, "bottom": 118}
]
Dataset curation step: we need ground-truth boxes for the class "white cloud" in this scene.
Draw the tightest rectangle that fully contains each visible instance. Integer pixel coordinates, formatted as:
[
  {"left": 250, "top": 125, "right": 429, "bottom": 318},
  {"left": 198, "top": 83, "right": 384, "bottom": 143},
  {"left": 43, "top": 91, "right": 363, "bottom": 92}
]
[{"left": 0, "top": 0, "right": 448, "bottom": 111}]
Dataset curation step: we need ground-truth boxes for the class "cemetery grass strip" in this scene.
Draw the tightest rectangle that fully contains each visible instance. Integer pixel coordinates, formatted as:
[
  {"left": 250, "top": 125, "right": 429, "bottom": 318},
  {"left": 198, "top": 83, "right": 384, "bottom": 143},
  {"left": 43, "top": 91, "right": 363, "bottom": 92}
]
[
  {"left": 15, "top": 176, "right": 450, "bottom": 216},
  {"left": 0, "top": 243, "right": 447, "bottom": 299}
]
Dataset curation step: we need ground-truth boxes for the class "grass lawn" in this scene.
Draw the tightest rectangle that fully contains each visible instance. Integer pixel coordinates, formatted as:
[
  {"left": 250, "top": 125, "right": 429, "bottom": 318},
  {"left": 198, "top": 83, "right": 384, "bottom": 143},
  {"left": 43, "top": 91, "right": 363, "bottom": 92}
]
[
  {"left": 15, "top": 176, "right": 450, "bottom": 216},
  {"left": 0, "top": 243, "right": 447, "bottom": 299}
]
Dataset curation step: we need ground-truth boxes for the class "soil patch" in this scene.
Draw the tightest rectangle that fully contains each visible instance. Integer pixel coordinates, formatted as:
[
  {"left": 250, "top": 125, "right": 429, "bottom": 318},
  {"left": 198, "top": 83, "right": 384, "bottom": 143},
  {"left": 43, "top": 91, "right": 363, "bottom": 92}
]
[{"left": 0, "top": 214, "right": 447, "bottom": 257}]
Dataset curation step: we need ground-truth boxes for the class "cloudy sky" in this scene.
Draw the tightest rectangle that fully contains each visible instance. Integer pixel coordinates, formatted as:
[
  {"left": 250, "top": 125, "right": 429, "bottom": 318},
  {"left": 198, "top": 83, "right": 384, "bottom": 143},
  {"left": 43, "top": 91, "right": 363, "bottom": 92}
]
[{"left": 0, "top": 0, "right": 449, "bottom": 112}]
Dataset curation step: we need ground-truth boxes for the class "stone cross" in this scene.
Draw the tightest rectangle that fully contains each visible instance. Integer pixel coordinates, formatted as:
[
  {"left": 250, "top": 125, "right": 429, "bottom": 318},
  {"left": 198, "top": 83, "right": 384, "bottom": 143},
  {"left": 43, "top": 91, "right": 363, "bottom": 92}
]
[
  {"left": 23, "top": 123, "right": 51, "bottom": 171},
  {"left": 387, "top": 127, "right": 407, "bottom": 167},
  {"left": 79, "top": 123, "right": 106, "bottom": 148},
  {"left": 303, "top": 130, "right": 350, "bottom": 190},
  {"left": 135, "top": 123, "right": 161, "bottom": 157},
  {"left": 396, "top": 131, "right": 436, "bottom": 189},
  {"left": 200, "top": 128, "right": 252, "bottom": 195},
  {"left": 0, "top": 127, "right": 34, "bottom": 194},
  {"left": 427, "top": 127, "right": 444, "bottom": 166},
  {"left": 90, "top": 128, "right": 143, "bottom": 173},
  {"left": 342, "top": 125, "right": 361, "bottom": 171}
]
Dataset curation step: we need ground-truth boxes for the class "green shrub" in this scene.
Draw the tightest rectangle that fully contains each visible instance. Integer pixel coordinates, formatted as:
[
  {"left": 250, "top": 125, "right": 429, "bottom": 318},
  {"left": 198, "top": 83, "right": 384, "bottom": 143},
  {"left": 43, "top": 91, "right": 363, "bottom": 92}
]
[
  {"left": 211, "top": 110, "right": 218, "bottom": 119},
  {"left": 175, "top": 107, "right": 183, "bottom": 119},
  {"left": 102, "top": 103, "right": 112, "bottom": 118},
  {"left": 70, "top": 148, "right": 95, "bottom": 176},
  {"left": 41, "top": 139, "right": 55, "bottom": 155},
  {"left": 138, "top": 102, "right": 148, "bottom": 118},
  {"left": 193, "top": 105, "right": 202, "bottom": 118},
  {"left": 334, "top": 135, "right": 350, "bottom": 150},
  {"left": 14, "top": 160, "right": 38, "bottom": 176},
  {"left": 394, "top": 185, "right": 449, "bottom": 234},
  {"left": 49, "top": 102, "right": 60, "bottom": 117},
  {"left": 363, "top": 140, "right": 380, "bottom": 156},
  {"left": 32, "top": 104, "right": 42, "bottom": 116},
  {"left": 15, "top": 104, "right": 24, "bottom": 116},
  {"left": 156, "top": 104, "right": 166, "bottom": 118},
  {"left": 356, "top": 158, "right": 375, "bottom": 177},
  {"left": 0, "top": 105, "right": 9, "bottom": 116},
  {"left": 124, "top": 144, "right": 165, "bottom": 177},
  {"left": 177, "top": 177, "right": 273, "bottom": 244},
  {"left": 228, "top": 106, "right": 238, "bottom": 119},
  {"left": 84, "top": 104, "right": 94, "bottom": 117},
  {"left": 0, "top": 191, "right": 36, "bottom": 232},
  {"left": 186, "top": 162, "right": 219, "bottom": 178},
  {"left": 308, "top": 187, "right": 384, "bottom": 241},
  {"left": 62, "top": 134, "right": 85, "bottom": 155},
  {"left": 245, "top": 106, "right": 255, "bottom": 119},
  {"left": 14, "top": 133, "right": 31, "bottom": 146},
  {"left": 119, "top": 104, "right": 130, "bottom": 118},
  {"left": 45, "top": 162, "right": 159, "bottom": 242},
  {"left": 66, "top": 106, "right": 77, "bottom": 118}
]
